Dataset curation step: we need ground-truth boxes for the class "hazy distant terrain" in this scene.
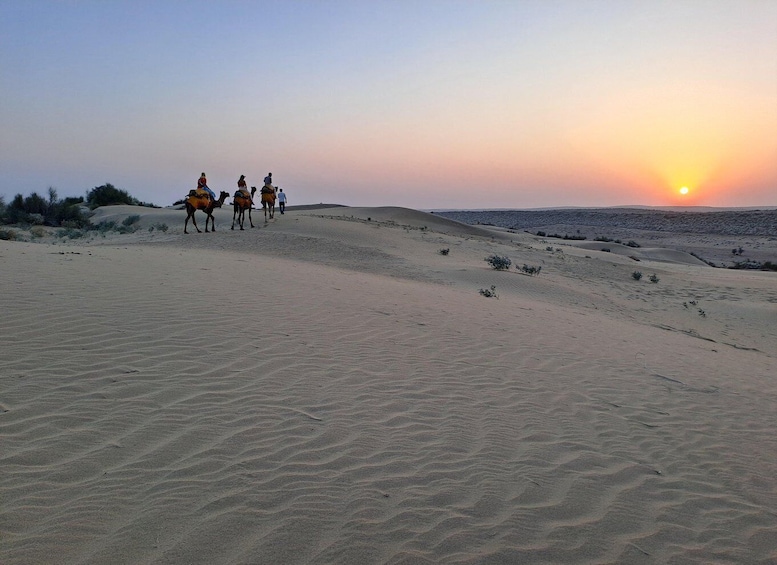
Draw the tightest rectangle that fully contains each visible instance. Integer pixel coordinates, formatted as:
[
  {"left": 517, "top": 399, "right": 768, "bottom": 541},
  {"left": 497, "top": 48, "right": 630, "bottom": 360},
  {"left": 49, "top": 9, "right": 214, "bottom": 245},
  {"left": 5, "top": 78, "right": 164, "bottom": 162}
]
[{"left": 435, "top": 208, "right": 777, "bottom": 267}]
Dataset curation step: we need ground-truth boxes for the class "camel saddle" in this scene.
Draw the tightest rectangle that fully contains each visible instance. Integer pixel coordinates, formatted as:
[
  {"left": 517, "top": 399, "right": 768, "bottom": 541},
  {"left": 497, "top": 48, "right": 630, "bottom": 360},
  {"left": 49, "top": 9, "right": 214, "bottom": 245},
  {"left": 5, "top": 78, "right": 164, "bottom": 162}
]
[
  {"left": 188, "top": 188, "right": 211, "bottom": 199},
  {"left": 260, "top": 185, "right": 275, "bottom": 195},
  {"left": 234, "top": 189, "right": 252, "bottom": 199}
]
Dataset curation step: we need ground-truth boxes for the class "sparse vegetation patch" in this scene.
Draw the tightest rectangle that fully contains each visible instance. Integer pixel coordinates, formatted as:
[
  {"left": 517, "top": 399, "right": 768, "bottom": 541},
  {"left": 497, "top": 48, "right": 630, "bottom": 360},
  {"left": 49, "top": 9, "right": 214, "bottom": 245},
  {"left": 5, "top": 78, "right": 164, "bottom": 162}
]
[
  {"left": 479, "top": 285, "right": 498, "bottom": 298},
  {"left": 519, "top": 264, "right": 542, "bottom": 276},
  {"left": 485, "top": 255, "right": 511, "bottom": 270}
]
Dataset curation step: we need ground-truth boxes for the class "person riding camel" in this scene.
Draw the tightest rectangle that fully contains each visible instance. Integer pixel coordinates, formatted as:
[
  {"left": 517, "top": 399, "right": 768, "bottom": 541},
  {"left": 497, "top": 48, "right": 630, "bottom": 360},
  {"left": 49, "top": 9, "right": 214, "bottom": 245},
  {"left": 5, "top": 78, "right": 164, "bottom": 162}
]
[
  {"left": 198, "top": 172, "right": 216, "bottom": 202},
  {"left": 261, "top": 172, "right": 275, "bottom": 197},
  {"left": 236, "top": 174, "right": 253, "bottom": 205}
]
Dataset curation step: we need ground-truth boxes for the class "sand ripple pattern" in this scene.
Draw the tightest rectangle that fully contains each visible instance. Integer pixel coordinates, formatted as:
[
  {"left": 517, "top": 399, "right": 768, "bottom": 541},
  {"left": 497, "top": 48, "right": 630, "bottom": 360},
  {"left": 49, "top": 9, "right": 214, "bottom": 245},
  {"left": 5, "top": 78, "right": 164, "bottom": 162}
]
[{"left": 2, "top": 244, "right": 777, "bottom": 564}]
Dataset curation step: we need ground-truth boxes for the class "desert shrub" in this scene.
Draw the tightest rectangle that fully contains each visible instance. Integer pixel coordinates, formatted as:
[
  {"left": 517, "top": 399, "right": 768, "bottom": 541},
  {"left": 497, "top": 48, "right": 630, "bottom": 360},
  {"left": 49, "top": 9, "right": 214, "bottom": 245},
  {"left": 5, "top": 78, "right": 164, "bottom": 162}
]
[
  {"left": 626, "top": 240, "right": 640, "bottom": 248},
  {"left": 730, "top": 260, "right": 777, "bottom": 271},
  {"left": 632, "top": 271, "right": 643, "bottom": 280},
  {"left": 94, "top": 221, "right": 117, "bottom": 233},
  {"left": 86, "top": 183, "right": 139, "bottom": 208},
  {"left": 438, "top": 248, "right": 450, "bottom": 255},
  {"left": 122, "top": 214, "right": 140, "bottom": 227},
  {"left": 649, "top": 274, "right": 660, "bottom": 283},
  {"left": 156, "top": 223, "right": 168, "bottom": 232},
  {"left": 30, "top": 226, "right": 48, "bottom": 238},
  {"left": 0, "top": 228, "right": 17, "bottom": 240},
  {"left": 3, "top": 189, "right": 89, "bottom": 227},
  {"left": 485, "top": 255, "right": 511, "bottom": 270},
  {"left": 536, "top": 231, "right": 546, "bottom": 237},
  {"left": 520, "top": 264, "right": 542, "bottom": 276},
  {"left": 59, "top": 227, "right": 85, "bottom": 239},
  {"left": 601, "top": 248, "right": 611, "bottom": 253},
  {"left": 479, "top": 285, "right": 498, "bottom": 298}
]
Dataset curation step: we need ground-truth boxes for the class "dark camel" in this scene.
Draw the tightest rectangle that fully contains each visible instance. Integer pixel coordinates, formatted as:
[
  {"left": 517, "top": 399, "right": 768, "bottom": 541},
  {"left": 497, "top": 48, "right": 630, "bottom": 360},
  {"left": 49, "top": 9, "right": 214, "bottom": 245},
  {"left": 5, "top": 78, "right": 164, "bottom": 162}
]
[
  {"left": 184, "top": 190, "right": 229, "bottom": 234},
  {"left": 231, "top": 187, "right": 256, "bottom": 230},
  {"left": 260, "top": 186, "right": 276, "bottom": 220}
]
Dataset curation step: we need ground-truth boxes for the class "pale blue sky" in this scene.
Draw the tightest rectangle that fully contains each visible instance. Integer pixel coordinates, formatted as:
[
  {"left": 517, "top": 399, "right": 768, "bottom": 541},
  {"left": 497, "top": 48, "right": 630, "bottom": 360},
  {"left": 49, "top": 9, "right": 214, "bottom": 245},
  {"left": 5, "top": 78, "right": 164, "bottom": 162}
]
[{"left": 2, "top": 1, "right": 776, "bottom": 208}]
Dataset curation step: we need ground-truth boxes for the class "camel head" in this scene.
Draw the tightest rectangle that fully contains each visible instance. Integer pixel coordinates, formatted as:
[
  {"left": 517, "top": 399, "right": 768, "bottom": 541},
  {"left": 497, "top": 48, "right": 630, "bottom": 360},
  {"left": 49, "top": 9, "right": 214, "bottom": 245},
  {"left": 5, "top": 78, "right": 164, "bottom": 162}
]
[
  {"left": 215, "top": 191, "right": 230, "bottom": 207},
  {"left": 250, "top": 186, "right": 257, "bottom": 196}
]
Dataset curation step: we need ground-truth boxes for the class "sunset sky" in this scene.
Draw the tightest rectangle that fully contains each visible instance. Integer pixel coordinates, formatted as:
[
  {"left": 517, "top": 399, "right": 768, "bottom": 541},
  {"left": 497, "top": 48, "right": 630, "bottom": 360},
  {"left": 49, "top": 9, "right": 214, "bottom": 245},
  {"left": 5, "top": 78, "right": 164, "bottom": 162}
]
[{"left": 2, "top": 1, "right": 776, "bottom": 209}]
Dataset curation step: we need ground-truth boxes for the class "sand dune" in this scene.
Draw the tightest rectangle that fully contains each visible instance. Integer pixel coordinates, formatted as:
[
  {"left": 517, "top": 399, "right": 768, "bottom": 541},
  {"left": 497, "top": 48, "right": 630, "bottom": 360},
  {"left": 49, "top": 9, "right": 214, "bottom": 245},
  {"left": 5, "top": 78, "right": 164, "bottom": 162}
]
[{"left": 1, "top": 205, "right": 776, "bottom": 564}]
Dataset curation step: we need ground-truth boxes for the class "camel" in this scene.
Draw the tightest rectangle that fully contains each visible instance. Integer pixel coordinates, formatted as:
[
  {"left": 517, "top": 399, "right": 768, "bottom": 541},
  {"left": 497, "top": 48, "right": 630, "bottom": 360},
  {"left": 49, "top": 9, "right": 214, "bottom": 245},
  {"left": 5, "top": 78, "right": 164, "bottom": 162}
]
[
  {"left": 260, "top": 185, "right": 276, "bottom": 220},
  {"left": 231, "top": 186, "right": 256, "bottom": 230},
  {"left": 184, "top": 190, "right": 229, "bottom": 234}
]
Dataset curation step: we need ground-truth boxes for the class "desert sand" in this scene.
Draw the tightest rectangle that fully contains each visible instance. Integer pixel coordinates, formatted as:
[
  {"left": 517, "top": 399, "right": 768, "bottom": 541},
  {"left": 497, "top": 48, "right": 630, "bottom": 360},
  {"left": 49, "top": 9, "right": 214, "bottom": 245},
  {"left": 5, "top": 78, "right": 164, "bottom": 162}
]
[{"left": 1, "top": 204, "right": 776, "bottom": 564}]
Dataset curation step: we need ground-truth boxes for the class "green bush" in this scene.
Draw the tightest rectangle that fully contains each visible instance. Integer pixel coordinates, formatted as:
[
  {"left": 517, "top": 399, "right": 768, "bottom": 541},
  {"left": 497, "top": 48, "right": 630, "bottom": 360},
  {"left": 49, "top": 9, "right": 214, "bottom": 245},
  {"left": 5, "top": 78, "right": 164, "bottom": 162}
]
[
  {"left": 649, "top": 274, "right": 660, "bottom": 283},
  {"left": 86, "top": 183, "right": 139, "bottom": 208},
  {"left": 3, "top": 188, "right": 88, "bottom": 227},
  {"left": 632, "top": 271, "right": 643, "bottom": 280}
]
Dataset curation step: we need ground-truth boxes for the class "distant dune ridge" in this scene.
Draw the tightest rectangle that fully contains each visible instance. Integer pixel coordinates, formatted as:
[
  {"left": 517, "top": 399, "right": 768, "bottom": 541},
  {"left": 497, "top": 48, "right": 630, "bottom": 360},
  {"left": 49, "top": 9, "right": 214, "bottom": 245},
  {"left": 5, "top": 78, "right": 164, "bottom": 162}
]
[{"left": 1, "top": 205, "right": 776, "bottom": 564}]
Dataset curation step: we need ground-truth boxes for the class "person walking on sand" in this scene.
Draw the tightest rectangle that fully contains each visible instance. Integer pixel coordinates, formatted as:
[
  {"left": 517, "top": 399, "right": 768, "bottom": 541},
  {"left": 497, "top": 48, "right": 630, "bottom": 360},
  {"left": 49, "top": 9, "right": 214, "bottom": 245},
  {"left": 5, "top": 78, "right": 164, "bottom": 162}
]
[
  {"left": 198, "top": 172, "right": 215, "bottom": 201},
  {"left": 277, "top": 188, "right": 287, "bottom": 214}
]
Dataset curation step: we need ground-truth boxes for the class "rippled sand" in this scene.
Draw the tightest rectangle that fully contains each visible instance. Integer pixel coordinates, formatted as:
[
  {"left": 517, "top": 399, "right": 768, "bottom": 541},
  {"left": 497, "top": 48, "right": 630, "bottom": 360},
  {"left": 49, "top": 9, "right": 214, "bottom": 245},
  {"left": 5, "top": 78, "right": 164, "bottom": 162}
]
[{"left": 2, "top": 205, "right": 776, "bottom": 563}]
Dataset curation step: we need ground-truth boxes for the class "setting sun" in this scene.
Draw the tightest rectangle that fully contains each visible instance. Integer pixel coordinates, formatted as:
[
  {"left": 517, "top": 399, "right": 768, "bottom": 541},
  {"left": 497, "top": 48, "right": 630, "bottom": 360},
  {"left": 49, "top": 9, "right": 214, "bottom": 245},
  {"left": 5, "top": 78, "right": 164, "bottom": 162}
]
[{"left": 679, "top": 186, "right": 690, "bottom": 195}]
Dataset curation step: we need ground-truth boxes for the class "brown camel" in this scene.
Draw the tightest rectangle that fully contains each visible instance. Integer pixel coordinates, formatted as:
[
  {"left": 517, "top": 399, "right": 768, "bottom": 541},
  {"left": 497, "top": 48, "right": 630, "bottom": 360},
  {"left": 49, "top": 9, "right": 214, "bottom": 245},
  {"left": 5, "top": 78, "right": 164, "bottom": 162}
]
[
  {"left": 231, "top": 186, "right": 256, "bottom": 230},
  {"left": 184, "top": 190, "right": 229, "bottom": 234},
  {"left": 260, "top": 185, "right": 276, "bottom": 220}
]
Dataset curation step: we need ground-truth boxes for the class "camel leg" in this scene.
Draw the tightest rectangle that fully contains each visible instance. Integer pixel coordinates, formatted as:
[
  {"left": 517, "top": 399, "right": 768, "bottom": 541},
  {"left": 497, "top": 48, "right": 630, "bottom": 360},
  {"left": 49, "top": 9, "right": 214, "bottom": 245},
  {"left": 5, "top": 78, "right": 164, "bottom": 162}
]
[
  {"left": 185, "top": 211, "right": 201, "bottom": 234},
  {"left": 248, "top": 206, "right": 254, "bottom": 228},
  {"left": 231, "top": 207, "right": 238, "bottom": 230}
]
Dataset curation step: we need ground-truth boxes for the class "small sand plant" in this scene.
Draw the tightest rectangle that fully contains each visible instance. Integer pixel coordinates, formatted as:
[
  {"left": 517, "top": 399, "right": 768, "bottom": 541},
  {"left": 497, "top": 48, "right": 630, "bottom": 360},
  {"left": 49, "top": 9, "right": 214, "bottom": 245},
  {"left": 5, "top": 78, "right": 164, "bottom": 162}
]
[
  {"left": 479, "top": 285, "right": 498, "bottom": 298},
  {"left": 649, "top": 273, "right": 660, "bottom": 283},
  {"left": 519, "top": 264, "right": 541, "bottom": 276},
  {"left": 485, "top": 255, "right": 511, "bottom": 270},
  {"left": 438, "top": 248, "right": 450, "bottom": 255},
  {"left": 632, "top": 271, "right": 643, "bottom": 281}
]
